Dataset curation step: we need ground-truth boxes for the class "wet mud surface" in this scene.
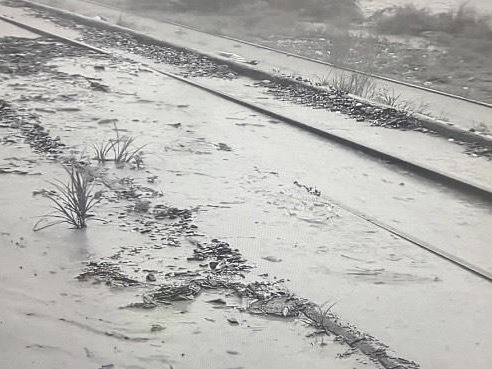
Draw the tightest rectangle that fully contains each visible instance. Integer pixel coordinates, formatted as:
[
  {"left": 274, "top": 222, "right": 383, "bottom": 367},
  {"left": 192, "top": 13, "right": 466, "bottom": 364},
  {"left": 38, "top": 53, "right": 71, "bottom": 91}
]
[
  {"left": 0, "top": 32, "right": 410, "bottom": 369},
  {"left": 5, "top": 0, "right": 492, "bottom": 160},
  {"left": 1, "top": 12, "right": 492, "bottom": 369}
]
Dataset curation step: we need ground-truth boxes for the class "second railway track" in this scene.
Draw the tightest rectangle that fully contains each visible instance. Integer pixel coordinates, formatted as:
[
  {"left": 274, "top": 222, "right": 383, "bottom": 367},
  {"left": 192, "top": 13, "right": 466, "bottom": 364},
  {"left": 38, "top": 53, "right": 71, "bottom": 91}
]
[{"left": 79, "top": 0, "right": 492, "bottom": 109}]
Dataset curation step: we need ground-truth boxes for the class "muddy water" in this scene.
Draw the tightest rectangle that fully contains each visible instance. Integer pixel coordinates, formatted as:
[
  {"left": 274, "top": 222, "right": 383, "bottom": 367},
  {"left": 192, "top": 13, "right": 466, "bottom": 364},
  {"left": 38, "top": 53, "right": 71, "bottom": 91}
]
[
  {"left": 3, "top": 52, "right": 489, "bottom": 369},
  {"left": 0, "top": 137, "right": 374, "bottom": 368},
  {"left": 361, "top": 0, "right": 492, "bottom": 14}
]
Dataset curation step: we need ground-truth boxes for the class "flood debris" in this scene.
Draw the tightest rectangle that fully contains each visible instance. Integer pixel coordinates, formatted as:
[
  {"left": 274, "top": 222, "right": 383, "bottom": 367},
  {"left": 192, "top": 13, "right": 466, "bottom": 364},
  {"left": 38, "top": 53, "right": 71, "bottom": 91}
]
[
  {"left": 140, "top": 271, "right": 309, "bottom": 319},
  {"left": 16, "top": 4, "right": 239, "bottom": 80},
  {"left": 190, "top": 239, "right": 250, "bottom": 273},
  {"left": 294, "top": 180, "right": 321, "bottom": 196},
  {"left": 0, "top": 100, "right": 65, "bottom": 155},
  {"left": 133, "top": 198, "right": 151, "bottom": 213},
  {"left": 150, "top": 324, "right": 165, "bottom": 332},
  {"left": 262, "top": 256, "right": 282, "bottom": 263},
  {"left": 146, "top": 272, "right": 157, "bottom": 282},
  {"left": 256, "top": 79, "right": 419, "bottom": 129},
  {"left": 215, "top": 142, "right": 232, "bottom": 151},
  {"left": 147, "top": 279, "right": 202, "bottom": 303},
  {"left": 77, "top": 261, "right": 140, "bottom": 287},
  {"left": 85, "top": 77, "right": 110, "bottom": 92},
  {"left": 226, "top": 318, "right": 239, "bottom": 325},
  {"left": 0, "top": 6, "right": 432, "bottom": 368},
  {"left": 248, "top": 296, "right": 306, "bottom": 317},
  {"left": 153, "top": 205, "right": 192, "bottom": 221},
  {"left": 0, "top": 36, "right": 92, "bottom": 76}
]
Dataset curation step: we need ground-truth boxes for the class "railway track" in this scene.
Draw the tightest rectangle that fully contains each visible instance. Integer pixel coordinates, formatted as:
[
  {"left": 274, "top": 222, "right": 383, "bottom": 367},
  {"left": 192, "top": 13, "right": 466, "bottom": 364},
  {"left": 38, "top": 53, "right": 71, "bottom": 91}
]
[
  {"left": 1, "top": 11, "right": 491, "bottom": 284},
  {"left": 8, "top": 1, "right": 492, "bottom": 141},
  {"left": 79, "top": 0, "right": 492, "bottom": 109},
  {"left": 1, "top": 10, "right": 491, "bottom": 199}
]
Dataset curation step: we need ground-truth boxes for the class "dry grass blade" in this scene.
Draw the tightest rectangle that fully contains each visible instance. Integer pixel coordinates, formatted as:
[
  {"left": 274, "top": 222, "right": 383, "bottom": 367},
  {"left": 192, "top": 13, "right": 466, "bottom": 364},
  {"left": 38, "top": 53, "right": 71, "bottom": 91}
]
[{"left": 33, "top": 166, "right": 101, "bottom": 231}]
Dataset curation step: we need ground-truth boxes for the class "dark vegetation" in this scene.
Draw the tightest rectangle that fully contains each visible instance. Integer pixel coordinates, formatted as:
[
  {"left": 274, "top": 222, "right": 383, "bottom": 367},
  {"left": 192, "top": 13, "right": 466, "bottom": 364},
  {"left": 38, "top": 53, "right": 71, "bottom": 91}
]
[
  {"left": 131, "top": 0, "right": 362, "bottom": 20},
  {"left": 34, "top": 165, "right": 101, "bottom": 231},
  {"left": 115, "top": 0, "right": 492, "bottom": 102},
  {"left": 93, "top": 125, "right": 145, "bottom": 165},
  {"left": 373, "top": 3, "right": 492, "bottom": 40}
]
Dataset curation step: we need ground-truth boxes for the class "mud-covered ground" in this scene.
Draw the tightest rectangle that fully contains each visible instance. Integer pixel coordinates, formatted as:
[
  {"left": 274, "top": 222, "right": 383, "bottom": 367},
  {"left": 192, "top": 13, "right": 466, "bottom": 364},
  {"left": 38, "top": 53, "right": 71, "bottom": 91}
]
[
  {"left": 0, "top": 31, "right": 410, "bottom": 369},
  {"left": 256, "top": 32, "right": 492, "bottom": 105},
  {"left": 1, "top": 11, "right": 492, "bottom": 369}
]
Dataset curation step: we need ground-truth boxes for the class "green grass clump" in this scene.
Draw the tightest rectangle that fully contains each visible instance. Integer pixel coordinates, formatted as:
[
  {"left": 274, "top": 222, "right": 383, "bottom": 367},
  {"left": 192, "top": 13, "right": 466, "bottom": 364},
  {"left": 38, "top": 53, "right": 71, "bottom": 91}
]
[
  {"left": 330, "top": 72, "right": 378, "bottom": 98},
  {"left": 93, "top": 125, "right": 145, "bottom": 166},
  {"left": 34, "top": 166, "right": 101, "bottom": 231},
  {"left": 304, "top": 301, "right": 337, "bottom": 328},
  {"left": 93, "top": 140, "right": 114, "bottom": 162}
]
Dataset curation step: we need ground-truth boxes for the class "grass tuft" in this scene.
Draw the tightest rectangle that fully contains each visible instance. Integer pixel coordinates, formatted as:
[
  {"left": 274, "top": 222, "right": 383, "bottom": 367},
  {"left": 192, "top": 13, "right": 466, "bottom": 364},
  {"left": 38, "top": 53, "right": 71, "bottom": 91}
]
[
  {"left": 304, "top": 301, "right": 337, "bottom": 328},
  {"left": 93, "top": 125, "right": 146, "bottom": 166},
  {"left": 112, "top": 132, "right": 146, "bottom": 164},
  {"left": 375, "top": 87, "right": 430, "bottom": 114},
  {"left": 34, "top": 166, "right": 102, "bottom": 231},
  {"left": 93, "top": 140, "right": 115, "bottom": 162},
  {"left": 329, "top": 72, "right": 378, "bottom": 98}
]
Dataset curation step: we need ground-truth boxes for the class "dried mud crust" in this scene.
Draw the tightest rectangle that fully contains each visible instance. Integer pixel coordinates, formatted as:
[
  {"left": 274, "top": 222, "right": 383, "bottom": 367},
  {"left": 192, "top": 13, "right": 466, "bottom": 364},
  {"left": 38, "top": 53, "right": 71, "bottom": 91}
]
[{"left": 6, "top": 1, "right": 492, "bottom": 159}]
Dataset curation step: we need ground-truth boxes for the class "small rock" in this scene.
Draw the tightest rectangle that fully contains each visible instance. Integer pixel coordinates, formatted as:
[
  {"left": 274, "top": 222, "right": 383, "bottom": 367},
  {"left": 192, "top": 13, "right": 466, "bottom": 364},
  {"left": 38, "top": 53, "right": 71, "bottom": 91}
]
[
  {"left": 227, "top": 318, "right": 239, "bottom": 325},
  {"left": 262, "top": 256, "right": 282, "bottom": 263},
  {"left": 207, "top": 298, "right": 226, "bottom": 305},
  {"left": 146, "top": 273, "right": 156, "bottom": 282},
  {"left": 150, "top": 324, "right": 165, "bottom": 332}
]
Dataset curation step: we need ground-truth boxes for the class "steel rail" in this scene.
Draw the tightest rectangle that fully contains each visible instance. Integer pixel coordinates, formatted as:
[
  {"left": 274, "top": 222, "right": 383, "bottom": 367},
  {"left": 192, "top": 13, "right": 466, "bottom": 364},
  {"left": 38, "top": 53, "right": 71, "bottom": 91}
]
[
  {"left": 17, "top": 0, "right": 492, "bottom": 151},
  {"left": 1, "top": 14, "right": 492, "bottom": 283},
  {"left": 77, "top": 0, "right": 492, "bottom": 109}
]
